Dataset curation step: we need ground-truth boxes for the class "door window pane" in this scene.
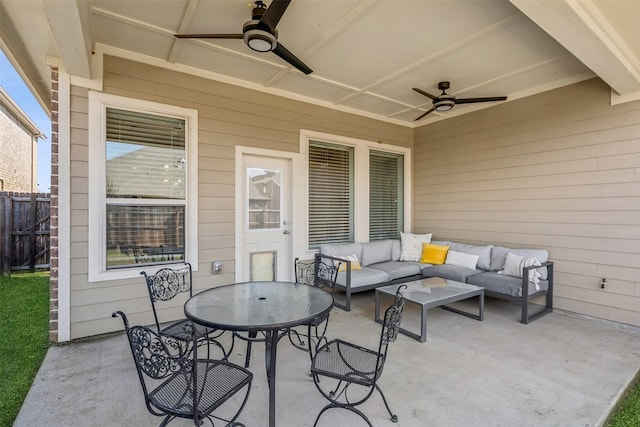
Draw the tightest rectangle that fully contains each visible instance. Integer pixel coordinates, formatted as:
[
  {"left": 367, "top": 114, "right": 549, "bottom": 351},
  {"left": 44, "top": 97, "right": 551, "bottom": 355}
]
[{"left": 247, "top": 168, "right": 281, "bottom": 230}]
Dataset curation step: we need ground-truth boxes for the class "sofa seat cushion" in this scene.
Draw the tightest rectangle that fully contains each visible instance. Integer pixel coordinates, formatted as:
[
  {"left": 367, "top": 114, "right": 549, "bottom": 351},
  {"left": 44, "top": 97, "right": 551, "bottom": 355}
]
[
  {"left": 335, "top": 267, "right": 390, "bottom": 289},
  {"left": 467, "top": 271, "right": 549, "bottom": 297},
  {"left": 368, "top": 261, "right": 421, "bottom": 280},
  {"left": 421, "top": 264, "right": 484, "bottom": 283}
]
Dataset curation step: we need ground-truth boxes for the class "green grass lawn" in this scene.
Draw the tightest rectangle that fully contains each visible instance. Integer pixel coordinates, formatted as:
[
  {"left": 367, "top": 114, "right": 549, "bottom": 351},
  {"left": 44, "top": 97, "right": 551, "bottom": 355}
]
[
  {"left": 606, "top": 374, "right": 640, "bottom": 426},
  {"left": 0, "top": 272, "right": 50, "bottom": 427}
]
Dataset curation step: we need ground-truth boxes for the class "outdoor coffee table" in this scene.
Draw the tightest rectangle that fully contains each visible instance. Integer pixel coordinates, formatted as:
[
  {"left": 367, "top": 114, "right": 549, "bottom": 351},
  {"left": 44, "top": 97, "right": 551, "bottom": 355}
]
[{"left": 374, "top": 277, "right": 484, "bottom": 342}]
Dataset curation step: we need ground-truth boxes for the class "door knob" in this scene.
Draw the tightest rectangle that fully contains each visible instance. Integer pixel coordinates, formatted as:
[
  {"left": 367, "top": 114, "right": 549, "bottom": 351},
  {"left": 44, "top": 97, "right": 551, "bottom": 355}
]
[{"left": 283, "top": 229, "right": 290, "bottom": 235}]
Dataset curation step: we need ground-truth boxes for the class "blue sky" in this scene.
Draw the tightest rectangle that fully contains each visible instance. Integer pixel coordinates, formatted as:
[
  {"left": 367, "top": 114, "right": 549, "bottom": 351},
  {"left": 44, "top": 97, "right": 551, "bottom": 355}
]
[{"left": 0, "top": 50, "right": 51, "bottom": 191}]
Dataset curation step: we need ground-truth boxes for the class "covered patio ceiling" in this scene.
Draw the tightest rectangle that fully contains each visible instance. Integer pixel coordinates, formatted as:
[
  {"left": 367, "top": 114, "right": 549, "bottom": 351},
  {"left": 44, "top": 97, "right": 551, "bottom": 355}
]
[{"left": 1, "top": 0, "right": 639, "bottom": 126}]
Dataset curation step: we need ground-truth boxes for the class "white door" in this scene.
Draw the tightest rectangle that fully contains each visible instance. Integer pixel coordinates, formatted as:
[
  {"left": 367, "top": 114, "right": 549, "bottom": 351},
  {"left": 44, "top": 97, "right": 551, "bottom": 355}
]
[{"left": 239, "top": 154, "right": 292, "bottom": 282}]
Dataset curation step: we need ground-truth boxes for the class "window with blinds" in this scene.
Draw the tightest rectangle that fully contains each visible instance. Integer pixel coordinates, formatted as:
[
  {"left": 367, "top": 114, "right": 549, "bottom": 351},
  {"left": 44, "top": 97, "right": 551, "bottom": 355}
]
[
  {"left": 104, "top": 108, "right": 186, "bottom": 269},
  {"left": 308, "top": 141, "right": 354, "bottom": 248},
  {"left": 106, "top": 108, "right": 185, "bottom": 199},
  {"left": 370, "top": 150, "right": 404, "bottom": 240}
]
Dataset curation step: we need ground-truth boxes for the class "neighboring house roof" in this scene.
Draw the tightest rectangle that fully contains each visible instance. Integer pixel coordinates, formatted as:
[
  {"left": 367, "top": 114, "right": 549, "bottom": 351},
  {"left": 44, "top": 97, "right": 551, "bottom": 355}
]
[
  {"left": 249, "top": 183, "right": 271, "bottom": 201},
  {"left": 0, "top": 86, "right": 45, "bottom": 140}
]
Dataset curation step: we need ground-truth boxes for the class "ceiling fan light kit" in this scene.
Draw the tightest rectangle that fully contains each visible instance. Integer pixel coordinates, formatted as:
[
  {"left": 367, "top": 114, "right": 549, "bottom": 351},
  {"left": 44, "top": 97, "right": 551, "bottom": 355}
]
[
  {"left": 245, "top": 28, "right": 277, "bottom": 52},
  {"left": 413, "top": 81, "right": 507, "bottom": 120},
  {"left": 434, "top": 98, "right": 455, "bottom": 111}
]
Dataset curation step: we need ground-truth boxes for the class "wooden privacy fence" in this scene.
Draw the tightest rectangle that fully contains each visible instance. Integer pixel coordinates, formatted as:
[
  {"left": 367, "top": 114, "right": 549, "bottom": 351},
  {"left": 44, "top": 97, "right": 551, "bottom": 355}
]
[{"left": 0, "top": 192, "right": 51, "bottom": 275}]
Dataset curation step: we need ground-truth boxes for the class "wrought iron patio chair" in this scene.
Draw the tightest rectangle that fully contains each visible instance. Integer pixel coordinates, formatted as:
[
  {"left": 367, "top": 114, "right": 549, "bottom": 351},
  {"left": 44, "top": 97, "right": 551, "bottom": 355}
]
[
  {"left": 288, "top": 257, "right": 341, "bottom": 365},
  {"left": 112, "top": 311, "right": 252, "bottom": 427},
  {"left": 310, "top": 285, "right": 407, "bottom": 426},
  {"left": 141, "top": 263, "right": 231, "bottom": 359}
]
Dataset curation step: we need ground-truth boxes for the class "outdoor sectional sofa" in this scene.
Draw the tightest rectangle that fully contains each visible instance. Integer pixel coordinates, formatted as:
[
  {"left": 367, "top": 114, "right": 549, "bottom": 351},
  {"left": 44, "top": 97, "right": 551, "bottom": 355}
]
[{"left": 317, "top": 237, "right": 554, "bottom": 324}]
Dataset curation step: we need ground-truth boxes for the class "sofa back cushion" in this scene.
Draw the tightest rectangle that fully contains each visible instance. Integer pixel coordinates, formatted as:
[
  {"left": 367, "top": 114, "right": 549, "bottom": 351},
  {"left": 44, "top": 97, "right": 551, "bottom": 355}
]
[
  {"left": 448, "top": 242, "right": 493, "bottom": 271},
  {"left": 361, "top": 240, "right": 394, "bottom": 266},
  {"left": 320, "top": 243, "right": 363, "bottom": 263},
  {"left": 391, "top": 239, "right": 401, "bottom": 261},
  {"left": 490, "top": 246, "right": 549, "bottom": 279}
]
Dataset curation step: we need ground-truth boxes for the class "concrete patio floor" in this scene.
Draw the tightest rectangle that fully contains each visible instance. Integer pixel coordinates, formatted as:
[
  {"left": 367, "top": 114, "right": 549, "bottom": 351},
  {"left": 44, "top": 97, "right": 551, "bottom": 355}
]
[{"left": 15, "top": 292, "right": 640, "bottom": 427}]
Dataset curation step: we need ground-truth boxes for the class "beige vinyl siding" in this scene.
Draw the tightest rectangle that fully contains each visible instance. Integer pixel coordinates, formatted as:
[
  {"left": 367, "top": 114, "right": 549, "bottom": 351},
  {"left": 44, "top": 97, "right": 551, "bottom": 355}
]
[
  {"left": 413, "top": 78, "right": 640, "bottom": 326},
  {"left": 68, "top": 55, "right": 412, "bottom": 339}
]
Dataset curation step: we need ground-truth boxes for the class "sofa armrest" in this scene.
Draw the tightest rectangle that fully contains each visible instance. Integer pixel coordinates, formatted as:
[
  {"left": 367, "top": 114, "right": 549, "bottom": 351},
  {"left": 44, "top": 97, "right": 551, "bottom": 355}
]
[
  {"left": 521, "top": 261, "right": 554, "bottom": 323},
  {"left": 522, "top": 261, "right": 554, "bottom": 292},
  {"left": 522, "top": 260, "right": 554, "bottom": 297}
]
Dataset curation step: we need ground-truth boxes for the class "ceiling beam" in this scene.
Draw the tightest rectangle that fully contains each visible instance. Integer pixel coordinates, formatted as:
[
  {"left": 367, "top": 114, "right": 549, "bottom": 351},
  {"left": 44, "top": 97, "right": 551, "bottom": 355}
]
[
  {"left": 42, "top": 0, "right": 93, "bottom": 79},
  {"left": 510, "top": 0, "right": 640, "bottom": 96}
]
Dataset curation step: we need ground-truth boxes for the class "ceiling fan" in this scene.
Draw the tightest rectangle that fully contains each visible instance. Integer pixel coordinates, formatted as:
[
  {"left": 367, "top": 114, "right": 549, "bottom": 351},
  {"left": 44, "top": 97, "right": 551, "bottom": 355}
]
[
  {"left": 174, "top": 0, "right": 312, "bottom": 75},
  {"left": 413, "top": 82, "right": 507, "bottom": 121}
]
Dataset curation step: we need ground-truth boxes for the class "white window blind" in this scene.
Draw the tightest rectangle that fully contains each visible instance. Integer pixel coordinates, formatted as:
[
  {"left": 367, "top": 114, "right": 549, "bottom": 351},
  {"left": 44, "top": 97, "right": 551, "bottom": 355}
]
[
  {"left": 308, "top": 141, "right": 353, "bottom": 248},
  {"left": 106, "top": 108, "right": 186, "bottom": 200},
  {"left": 370, "top": 150, "right": 403, "bottom": 240}
]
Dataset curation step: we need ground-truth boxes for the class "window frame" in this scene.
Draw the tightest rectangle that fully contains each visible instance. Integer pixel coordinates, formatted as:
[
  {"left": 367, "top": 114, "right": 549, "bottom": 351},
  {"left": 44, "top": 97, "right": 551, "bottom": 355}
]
[
  {"left": 88, "top": 92, "right": 198, "bottom": 282},
  {"left": 299, "top": 130, "right": 411, "bottom": 255}
]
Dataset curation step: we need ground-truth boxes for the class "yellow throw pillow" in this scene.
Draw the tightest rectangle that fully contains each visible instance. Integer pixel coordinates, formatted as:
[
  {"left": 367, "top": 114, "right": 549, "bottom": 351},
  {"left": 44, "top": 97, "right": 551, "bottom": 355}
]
[
  {"left": 420, "top": 243, "right": 449, "bottom": 264},
  {"left": 335, "top": 254, "right": 362, "bottom": 272}
]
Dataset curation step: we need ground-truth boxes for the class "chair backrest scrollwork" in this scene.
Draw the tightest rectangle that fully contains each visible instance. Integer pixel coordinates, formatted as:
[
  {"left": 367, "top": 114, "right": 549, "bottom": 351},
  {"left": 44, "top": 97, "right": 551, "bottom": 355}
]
[
  {"left": 141, "top": 263, "right": 192, "bottom": 302},
  {"left": 295, "top": 257, "right": 340, "bottom": 293},
  {"left": 140, "top": 263, "right": 192, "bottom": 332},
  {"left": 380, "top": 285, "right": 407, "bottom": 347},
  {"left": 112, "top": 311, "right": 192, "bottom": 409}
]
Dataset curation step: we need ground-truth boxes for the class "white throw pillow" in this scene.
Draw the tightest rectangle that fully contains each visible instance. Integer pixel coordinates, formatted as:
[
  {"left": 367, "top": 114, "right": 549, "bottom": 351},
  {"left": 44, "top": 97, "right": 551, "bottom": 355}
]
[
  {"left": 499, "top": 252, "right": 542, "bottom": 290},
  {"left": 445, "top": 250, "right": 479, "bottom": 270},
  {"left": 400, "top": 232, "right": 432, "bottom": 261}
]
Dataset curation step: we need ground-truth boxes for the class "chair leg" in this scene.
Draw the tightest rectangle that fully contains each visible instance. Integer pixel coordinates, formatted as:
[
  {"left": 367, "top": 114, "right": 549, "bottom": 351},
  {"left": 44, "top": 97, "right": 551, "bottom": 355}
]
[
  {"left": 313, "top": 403, "right": 373, "bottom": 427},
  {"left": 159, "top": 415, "right": 176, "bottom": 427},
  {"left": 375, "top": 383, "right": 398, "bottom": 423}
]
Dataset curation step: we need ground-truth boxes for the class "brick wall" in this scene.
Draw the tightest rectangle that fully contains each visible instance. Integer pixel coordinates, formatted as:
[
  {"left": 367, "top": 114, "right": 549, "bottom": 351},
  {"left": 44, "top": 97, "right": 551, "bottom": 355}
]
[{"left": 0, "top": 103, "right": 36, "bottom": 191}]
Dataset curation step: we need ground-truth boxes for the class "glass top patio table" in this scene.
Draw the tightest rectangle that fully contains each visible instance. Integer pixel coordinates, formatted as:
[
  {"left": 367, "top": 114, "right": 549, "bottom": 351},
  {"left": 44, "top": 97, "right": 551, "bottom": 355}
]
[{"left": 184, "top": 281, "right": 334, "bottom": 427}]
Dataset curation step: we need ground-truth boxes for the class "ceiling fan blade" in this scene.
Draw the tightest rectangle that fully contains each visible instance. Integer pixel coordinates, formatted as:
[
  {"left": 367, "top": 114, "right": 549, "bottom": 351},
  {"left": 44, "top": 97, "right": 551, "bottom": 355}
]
[
  {"left": 455, "top": 96, "right": 507, "bottom": 104},
  {"left": 273, "top": 42, "right": 313, "bottom": 74},
  {"left": 261, "top": 0, "right": 291, "bottom": 31},
  {"left": 174, "top": 33, "right": 244, "bottom": 39},
  {"left": 412, "top": 88, "right": 439, "bottom": 101},
  {"left": 414, "top": 108, "right": 435, "bottom": 121}
]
